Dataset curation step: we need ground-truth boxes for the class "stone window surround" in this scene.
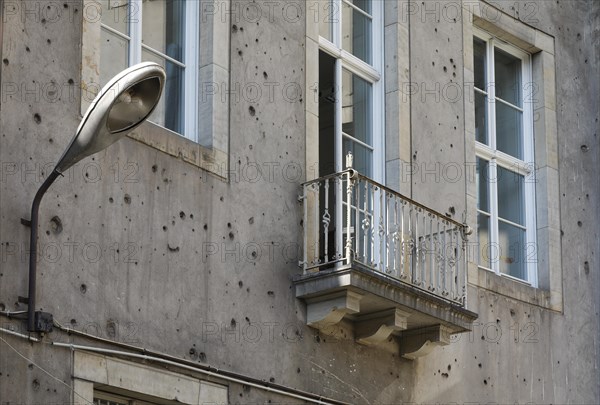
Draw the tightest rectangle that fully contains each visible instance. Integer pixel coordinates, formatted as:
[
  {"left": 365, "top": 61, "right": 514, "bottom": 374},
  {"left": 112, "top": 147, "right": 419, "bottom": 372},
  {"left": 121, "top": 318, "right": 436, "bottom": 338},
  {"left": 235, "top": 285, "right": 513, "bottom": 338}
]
[
  {"left": 72, "top": 351, "right": 228, "bottom": 404},
  {"left": 81, "top": 0, "right": 231, "bottom": 180},
  {"left": 463, "top": 2, "right": 562, "bottom": 312}
]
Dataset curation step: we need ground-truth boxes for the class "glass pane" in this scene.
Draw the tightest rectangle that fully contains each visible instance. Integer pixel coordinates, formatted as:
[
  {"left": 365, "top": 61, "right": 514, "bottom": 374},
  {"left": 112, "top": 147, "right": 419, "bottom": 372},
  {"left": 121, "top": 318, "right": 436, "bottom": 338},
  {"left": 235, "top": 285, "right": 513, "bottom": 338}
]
[
  {"left": 475, "top": 91, "right": 488, "bottom": 144},
  {"left": 100, "top": 0, "right": 128, "bottom": 35},
  {"left": 496, "top": 102, "right": 523, "bottom": 159},
  {"left": 473, "top": 37, "right": 486, "bottom": 90},
  {"left": 342, "top": 69, "right": 372, "bottom": 146},
  {"left": 498, "top": 221, "right": 526, "bottom": 280},
  {"left": 477, "top": 212, "right": 491, "bottom": 269},
  {"left": 342, "top": 1, "right": 371, "bottom": 64},
  {"left": 497, "top": 166, "right": 525, "bottom": 226},
  {"left": 476, "top": 158, "right": 489, "bottom": 212},
  {"left": 343, "top": 138, "right": 372, "bottom": 177},
  {"left": 494, "top": 47, "right": 522, "bottom": 107},
  {"left": 346, "top": 0, "right": 371, "bottom": 13},
  {"left": 100, "top": 28, "right": 129, "bottom": 86},
  {"left": 142, "top": 0, "right": 185, "bottom": 62},
  {"left": 142, "top": 50, "right": 184, "bottom": 134}
]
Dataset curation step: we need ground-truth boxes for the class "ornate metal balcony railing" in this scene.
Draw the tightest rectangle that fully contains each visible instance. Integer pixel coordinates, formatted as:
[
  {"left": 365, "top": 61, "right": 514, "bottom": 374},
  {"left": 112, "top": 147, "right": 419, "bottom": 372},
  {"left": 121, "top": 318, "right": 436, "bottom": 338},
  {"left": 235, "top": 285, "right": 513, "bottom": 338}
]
[{"left": 300, "top": 169, "right": 469, "bottom": 306}]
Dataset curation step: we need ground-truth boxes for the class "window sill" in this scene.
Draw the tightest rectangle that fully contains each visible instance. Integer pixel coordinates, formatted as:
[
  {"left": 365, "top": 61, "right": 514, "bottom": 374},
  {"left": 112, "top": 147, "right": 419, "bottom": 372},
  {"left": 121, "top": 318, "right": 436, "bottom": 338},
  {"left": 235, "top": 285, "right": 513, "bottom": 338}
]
[
  {"left": 470, "top": 265, "right": 561, "bottom": 312},
  {"left": 127, "top": 121, "right": 228, "bottom": 181}
]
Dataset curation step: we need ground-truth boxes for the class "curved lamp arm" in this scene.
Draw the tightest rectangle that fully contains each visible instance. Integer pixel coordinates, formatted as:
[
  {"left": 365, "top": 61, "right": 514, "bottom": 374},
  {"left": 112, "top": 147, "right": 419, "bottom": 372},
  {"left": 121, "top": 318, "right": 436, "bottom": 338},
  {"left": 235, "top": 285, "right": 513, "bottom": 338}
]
[{"left": 27, "top": 63, "right": 165, "bottom": 332}]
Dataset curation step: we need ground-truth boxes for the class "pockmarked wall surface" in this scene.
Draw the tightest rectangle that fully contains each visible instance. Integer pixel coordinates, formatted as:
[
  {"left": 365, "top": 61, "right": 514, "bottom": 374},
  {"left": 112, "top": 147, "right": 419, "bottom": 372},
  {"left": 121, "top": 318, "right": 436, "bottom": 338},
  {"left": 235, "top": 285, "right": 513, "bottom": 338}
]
[{"left": 1, "top": 1, "right": 598, "bottom": 404}]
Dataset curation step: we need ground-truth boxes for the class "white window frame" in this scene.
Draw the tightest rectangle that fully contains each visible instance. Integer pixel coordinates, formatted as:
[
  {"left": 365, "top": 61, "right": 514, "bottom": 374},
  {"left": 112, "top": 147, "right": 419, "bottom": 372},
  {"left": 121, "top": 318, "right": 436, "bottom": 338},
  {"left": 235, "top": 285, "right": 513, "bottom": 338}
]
[
  {"left": 473, "top": 27, "right": 537, "bottom": 286},
  {"left": 100, "top": 0, "right": 199, "bottom": 141},
  {"left": 318, "top": 0, "right": 385, "bottom": 182}
]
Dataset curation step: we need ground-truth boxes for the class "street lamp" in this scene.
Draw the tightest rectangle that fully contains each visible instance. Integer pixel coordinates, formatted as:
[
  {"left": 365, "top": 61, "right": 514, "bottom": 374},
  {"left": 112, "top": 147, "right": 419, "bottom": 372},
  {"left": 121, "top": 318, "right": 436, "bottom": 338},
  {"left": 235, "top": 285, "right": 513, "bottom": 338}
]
[{"left": 26, "top": 62, "right": 166, "bottom": 332}]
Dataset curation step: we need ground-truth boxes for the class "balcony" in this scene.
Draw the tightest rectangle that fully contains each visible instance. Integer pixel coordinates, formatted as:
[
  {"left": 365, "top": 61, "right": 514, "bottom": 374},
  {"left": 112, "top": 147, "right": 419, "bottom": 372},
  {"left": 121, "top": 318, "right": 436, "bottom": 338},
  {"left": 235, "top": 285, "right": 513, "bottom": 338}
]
[{"left": 294, "top": 170, "right": 478, "bottom": 358}]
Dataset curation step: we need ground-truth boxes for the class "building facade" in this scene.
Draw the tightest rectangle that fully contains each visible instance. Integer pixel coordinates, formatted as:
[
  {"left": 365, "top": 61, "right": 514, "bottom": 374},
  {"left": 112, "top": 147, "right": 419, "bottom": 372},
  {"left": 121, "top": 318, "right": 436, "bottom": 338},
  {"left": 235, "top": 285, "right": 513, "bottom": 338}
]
[{"left": 1, "top": 0, "right": 598, "bottom": 403}]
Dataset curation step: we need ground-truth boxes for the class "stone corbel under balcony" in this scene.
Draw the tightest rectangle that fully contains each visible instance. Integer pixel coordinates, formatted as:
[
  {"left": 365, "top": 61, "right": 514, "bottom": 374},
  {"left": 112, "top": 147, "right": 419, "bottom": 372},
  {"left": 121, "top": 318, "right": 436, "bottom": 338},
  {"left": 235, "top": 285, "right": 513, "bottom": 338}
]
[{"left": 294, "top": 265, "right": 478, "bottom": 359}]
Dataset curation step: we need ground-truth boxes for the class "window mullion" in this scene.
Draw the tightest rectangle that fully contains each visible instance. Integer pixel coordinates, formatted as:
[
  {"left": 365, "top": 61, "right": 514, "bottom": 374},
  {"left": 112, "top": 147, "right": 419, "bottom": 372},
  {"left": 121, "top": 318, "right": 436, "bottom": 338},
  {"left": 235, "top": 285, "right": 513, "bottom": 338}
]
[
  {"left": 184, "top": 0, "right": 199, "bottom": 141},
  {"left": 333, "top": 0, "right": 342, "bottom": 48},
  {"left": 334, "top": 58, "right": 343, "bottom": 173},
  {"left": 489, "top": 159, "right": 500, "bottom": 275},
  {"left": 487, "top": 38, "right": 496, "bottom": 151},
  {"left": 128, "top": 0, "right": 143, "bottom": 65}
]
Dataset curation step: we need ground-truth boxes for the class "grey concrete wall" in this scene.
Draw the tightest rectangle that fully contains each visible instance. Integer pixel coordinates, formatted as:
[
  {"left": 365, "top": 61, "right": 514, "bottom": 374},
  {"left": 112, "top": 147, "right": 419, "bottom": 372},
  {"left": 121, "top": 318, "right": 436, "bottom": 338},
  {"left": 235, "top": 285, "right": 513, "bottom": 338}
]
[{"left": 1, "top": 1, "right": 598, "bottom": 404}]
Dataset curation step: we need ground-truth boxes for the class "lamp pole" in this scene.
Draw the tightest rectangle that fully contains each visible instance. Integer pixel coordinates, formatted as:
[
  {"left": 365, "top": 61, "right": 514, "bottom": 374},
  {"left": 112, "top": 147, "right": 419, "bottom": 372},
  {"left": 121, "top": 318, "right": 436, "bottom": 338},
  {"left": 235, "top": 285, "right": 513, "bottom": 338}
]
[{"left": 27, "top": 170, "right": 61, "bottom": 332}]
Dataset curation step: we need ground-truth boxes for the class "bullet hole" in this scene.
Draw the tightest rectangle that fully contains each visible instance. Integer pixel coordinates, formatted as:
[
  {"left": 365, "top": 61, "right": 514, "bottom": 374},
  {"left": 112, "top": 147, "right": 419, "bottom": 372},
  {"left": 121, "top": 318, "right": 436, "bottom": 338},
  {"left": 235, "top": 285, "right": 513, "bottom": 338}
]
[
  {"left": 32, "top": 379, "right": 40, "bottom": 390},
  {"left": 577, "top": 33, "right": 581, "bottom": 40},
  {"left": 297, "top": 368, "right": 301, "bottom": 373},
  {"left": 189, "top": 347, "right": 197, "bottom": 358},
  {"left": 199, "top": 352, "right": 206, "bottom": 362},
  {"left": 448, "top": 206, "right": 456, "bottom": 215},
  {"left": 26, "top": 46, "right": 30, "bottom": 52},
  {"left": 249, "top": 106, "right": 256, "bottom": 116},
  {"left": 443, "top": 66, "right": 447, "bottom": 72},
  {"left": 28, "top": 363, "right": 34, "bottom": 370},
  {"left": 190, "top": 214, "right": 194, "bottom": 219},
  {"left": 109, "top": 197, "right": 114, "bottom": 203},
  {"left": 435, "top": 28, "right": 438, "bottom": 32},
  {"left": 80, "top": 284, "right": 87, "bottom": 294},
  {"left": 231, "top": 318, "right": 237, "bottom": 328},
  {"left": 0, "top": 303, "right": 5, "bottom": 311},
  {"left": 168, "top": 244, "right": 180, "bottom": 252},
  {"left": 245, "top": 317, "right": 250, "bottom": 322},
  {"left": 229, "top": 232, "right": 235, "bottom": 240},
  {"left": 255, "top": 38, "right": 259, "bottom": 43},
  {"left": 267, "top": 291, "right": 274, "bottom": 296},
  {"left": 269, "top": 377, "right": 275, "bottom": 383},
  {"left": 577, "top": 221, "right": 582, "bottom": 227},
  {"left": 50, "top": 216, "right": 63, "bottom": 234},
  {"left": 238, "top": 281, "right": 243, "bottom": 288},
  {"left": 581, "top": 144, "right": 589, "bottom": 152},
  {"left": 203, "top": 224, "right": 208, "bottom": 230},
  {"left": 441, "top": 373, "right": 449, "bottom": 378},
  {"left": 2, "top": 59, "right": 8, "bottom": 65},
  {"left": 483, "top": 379, "right": 488, "bottom": 385},
  {"left": 238, "top": 50, "right": 243, "bottom": 56},
  {"left": 162, "top": 226, "right": 168, "bottom": 231},
  {"left": 47, "top": 39, "right": 51, "bottom": 44},
  {"left": 248, "top": 217, "right": 254, "bottom": 224},
  {"left": 263, "top": 72, "right": 268, "bottom": 79},
  {"left": 220, "top": 196, "right": 224, "bottom": 202},
  {"left": 34, "top": 114, "right": 41, "bottom": 124},
  {"left": 240, "top": 27, "right": 244, "bottom": 32},
  {"left": 70, "top": 318, "right": 77, "bottom": 325},
  {"left": 447, "top": 365, "right": 451, "bottom": 371},
  {"left": 283, "top": 37, "right": 286, "bottom": 41},
  {"left": 450, "top": 144, "right": 454, "bottom": 148},
  {"left": 232, "top": 24, "right": 238, "bottom": 32},
  {"left": 450, "top": 58, "right": 454, "bottom": 63},
  {"left": 584, "top": 261, "right": 590, "bottom": 275},
  {"left": 510, "top": 309, "right": 516, "bottom": 316},
  {"left": 106, "top": 320, "right": 117, "bottom": 338},
  {"left": 179, "top": 211, "right": 186, "bottom": 220},
  {"left": 227, "top": 222, "right": 232, "bottom": 228},
  {"left": 432, "top": 61, "right": 435, "bottom": 66},
  {"left": 124, "top": 194, "right": 131, "bottom": 204}
]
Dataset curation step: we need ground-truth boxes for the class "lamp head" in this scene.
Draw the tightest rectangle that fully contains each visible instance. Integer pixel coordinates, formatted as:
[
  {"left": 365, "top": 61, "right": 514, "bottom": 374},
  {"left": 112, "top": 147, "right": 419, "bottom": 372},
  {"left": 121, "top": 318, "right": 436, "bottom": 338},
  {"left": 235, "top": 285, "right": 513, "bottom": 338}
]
[{"left": 55, "top": 62, "right": 166, "bottom": 173}]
